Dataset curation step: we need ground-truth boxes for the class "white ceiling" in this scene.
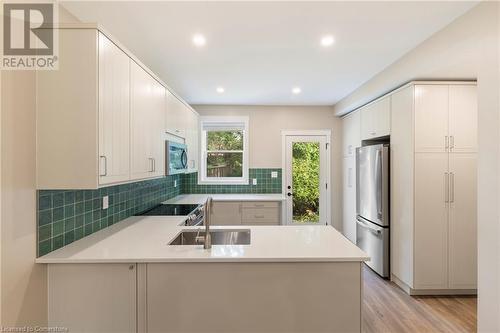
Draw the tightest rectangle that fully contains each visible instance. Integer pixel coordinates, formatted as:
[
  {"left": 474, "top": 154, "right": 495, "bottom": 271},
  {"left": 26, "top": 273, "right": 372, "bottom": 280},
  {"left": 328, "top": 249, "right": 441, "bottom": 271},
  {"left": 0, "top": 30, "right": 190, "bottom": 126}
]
[{"left": 61, "top": 1, "right": 477, "bottom": 106}]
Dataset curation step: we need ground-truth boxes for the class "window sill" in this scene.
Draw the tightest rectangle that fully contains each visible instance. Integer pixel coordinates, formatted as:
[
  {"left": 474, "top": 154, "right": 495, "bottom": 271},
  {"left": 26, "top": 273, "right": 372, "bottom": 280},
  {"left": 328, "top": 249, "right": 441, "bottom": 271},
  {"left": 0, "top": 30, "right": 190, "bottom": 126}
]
[{"left": 197, "top": 179, "right": 249, "bottom": 186}]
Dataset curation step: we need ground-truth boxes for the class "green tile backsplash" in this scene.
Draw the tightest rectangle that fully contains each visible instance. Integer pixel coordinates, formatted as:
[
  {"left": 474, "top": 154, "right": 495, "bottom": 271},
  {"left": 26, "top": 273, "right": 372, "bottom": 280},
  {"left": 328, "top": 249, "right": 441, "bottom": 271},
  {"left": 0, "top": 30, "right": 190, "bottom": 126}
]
[
  {"left": 182, "top": 169, "right": 282, "bottom": 194},
  {"left": 37, "top": 175, "right": 182, "bottom": 256},
  {"left": 37, "top": 168, "right": 282, "bottom": 256}
]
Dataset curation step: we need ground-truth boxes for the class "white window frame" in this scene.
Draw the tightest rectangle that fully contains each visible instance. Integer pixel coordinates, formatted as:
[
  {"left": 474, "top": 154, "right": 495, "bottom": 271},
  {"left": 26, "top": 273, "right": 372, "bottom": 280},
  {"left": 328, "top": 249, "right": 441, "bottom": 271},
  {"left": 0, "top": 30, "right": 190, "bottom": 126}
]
[{"left": 198, "top": 116, "right": 249, "bottom": 185}]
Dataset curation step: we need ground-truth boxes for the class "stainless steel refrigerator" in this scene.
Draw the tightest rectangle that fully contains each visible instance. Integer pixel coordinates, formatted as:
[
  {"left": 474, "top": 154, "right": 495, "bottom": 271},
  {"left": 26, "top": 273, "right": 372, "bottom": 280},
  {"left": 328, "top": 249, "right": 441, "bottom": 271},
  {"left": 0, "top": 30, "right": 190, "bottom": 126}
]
[{"left": 356, "top": 144, "right": 390, "bottom": 278}]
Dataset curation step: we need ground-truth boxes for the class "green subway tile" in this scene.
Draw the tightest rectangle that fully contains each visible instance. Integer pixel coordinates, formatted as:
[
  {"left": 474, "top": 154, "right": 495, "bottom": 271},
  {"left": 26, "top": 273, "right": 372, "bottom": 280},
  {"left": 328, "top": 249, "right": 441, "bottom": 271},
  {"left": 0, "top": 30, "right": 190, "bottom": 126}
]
[
  {"left": 75, "top": 214, "right": 84, "bottom": 228},
  {"left": 64, "top": 205, "right": 75, "bottom": 218},
  {"left": 64, "top": 230, "right": 75, "bottom": 245},
  {"left": 39, "top": 224, "right": 52, "bottom": 242},
  {"left": 53, "top": 207, "right": 64, "bottom": 221},
  {"left": 53, "top": 220, "right": 64, "bottom": 236},
  {"left": 53, "top": 193, "right": 64, "bottom": 207},
  {"left": 52, "top": 235, "right": 64, "bottom": 251},
  {"left": 64, "top": 218, "right": 75, "bottom": 232},
  {"left": 75, "top": 202, "right": 84, "bottom": 215},
  {"left": 64, "top": 192, "right": 75, "bottom": 205},
  {"left": 38, "top": 195, "right": 52, "bottom": 210},
  {"left": 38, "top": 239, "right": 51, "bottom": 256},
  {"left": 74, "top": 227, "right": 83, "bottom": 240},
  {"left": 39, "top": 210, "right": 52, "bottom": 226}
]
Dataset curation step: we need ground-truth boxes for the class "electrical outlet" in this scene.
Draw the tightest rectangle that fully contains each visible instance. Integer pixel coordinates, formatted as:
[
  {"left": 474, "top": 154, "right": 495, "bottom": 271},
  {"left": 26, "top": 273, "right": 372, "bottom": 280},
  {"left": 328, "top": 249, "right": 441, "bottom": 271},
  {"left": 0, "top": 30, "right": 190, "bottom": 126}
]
[
  {"left": 271, "top": 171, "right": 278, "bottom": 178},
  {"left": 102, "top": 196, "right": 109, "bottom": 210},
  {"left": 252, "top": 178, "right": 257, "bottom": 185},
  {"left": 174, "top": 180, "right": 177, "bottom": 187}
]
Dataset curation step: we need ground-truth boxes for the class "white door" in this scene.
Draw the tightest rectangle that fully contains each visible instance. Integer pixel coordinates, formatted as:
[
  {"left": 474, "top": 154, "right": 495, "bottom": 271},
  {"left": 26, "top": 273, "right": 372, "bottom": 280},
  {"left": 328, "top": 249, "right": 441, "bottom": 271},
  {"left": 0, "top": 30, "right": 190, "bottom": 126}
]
[
  {"left": 130, "top": 61, "right": 155, "bottom": 180},
  {"left": 98, "top": 33, "right": 130, "bottom": 185},
  {"left": 448, "top": 153, "right": 477, "bottom": 289},
  {"left": 283, "top": 134, "right": 330, "bottom": 225},
  {"left": 342, "top": 156, "right": 356, "bottom": 242},
  {"left": 449, "top": 85, "right": 478, "bottom": 153},
  {"left": 414, "top": 152, "right": 449, "bottom": 289},
  {"left": 414, "top": 85, "right": 449, "bottom": 153}
]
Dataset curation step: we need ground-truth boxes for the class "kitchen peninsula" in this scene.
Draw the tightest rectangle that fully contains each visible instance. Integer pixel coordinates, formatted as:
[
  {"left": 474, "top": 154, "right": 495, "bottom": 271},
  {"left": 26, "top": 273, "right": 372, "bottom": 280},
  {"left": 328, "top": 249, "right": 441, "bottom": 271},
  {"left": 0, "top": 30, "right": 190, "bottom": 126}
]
[{"left": 37, "top": 214, "right": 368, "bottom": 333}]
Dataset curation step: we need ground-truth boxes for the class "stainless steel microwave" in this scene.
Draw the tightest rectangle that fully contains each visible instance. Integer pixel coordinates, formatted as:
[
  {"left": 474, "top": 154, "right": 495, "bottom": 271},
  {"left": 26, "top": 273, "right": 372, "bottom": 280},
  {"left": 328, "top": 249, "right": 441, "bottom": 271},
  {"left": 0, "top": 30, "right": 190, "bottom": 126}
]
[{"left": 165, "top": 141, "right": 188, "bottom": 175}]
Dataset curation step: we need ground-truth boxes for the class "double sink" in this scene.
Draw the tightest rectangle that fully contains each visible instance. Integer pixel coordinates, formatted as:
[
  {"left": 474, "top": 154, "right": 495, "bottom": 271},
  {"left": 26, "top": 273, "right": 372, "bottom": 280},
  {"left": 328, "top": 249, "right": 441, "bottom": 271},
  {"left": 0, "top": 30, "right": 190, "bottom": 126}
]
[{"left": 169, "top": 229, "right": 251, "bottom": 246}]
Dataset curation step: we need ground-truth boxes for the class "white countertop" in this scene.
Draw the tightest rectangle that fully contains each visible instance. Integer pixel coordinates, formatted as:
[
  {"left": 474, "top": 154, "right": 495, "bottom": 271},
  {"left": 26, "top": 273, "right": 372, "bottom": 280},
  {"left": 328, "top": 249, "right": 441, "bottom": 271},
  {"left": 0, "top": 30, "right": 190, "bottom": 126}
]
[
  {"left": 163, "top": 194, "right": 285, "bottom": 205},
  {"left": 36, "top": 216, "right": 369, "bottom": 264}
]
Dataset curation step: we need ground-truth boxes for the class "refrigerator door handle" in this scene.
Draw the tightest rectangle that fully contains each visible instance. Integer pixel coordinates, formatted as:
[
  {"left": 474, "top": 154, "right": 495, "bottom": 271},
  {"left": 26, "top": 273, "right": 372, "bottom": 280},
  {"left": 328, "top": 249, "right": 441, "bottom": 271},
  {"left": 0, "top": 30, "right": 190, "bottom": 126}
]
[
  {"left": 356, "top": 216, "right": 382, "bottom": 234},
  {"left": 376, "top": 149, "right": 383, "bottom": 219}
]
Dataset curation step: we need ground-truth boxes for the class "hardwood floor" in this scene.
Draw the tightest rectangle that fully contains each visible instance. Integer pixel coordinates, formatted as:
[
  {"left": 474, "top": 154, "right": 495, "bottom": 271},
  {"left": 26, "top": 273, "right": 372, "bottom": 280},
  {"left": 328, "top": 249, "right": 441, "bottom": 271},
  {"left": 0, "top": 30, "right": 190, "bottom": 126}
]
[{"left": 362, "top": 265, "right": 477, "bottom": 333}]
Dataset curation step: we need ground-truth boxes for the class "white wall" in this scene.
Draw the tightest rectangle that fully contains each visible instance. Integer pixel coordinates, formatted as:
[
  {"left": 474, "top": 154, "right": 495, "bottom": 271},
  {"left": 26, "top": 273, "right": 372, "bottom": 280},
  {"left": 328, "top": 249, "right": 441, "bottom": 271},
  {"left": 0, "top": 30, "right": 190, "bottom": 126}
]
[
  {"left": 333, "top": 3, "right": 500, "bottom": 331},
  {"left": 194, "top": 105, "right": 343, "bottom": 230},
  {"left": 0, "top": 5, "right": 80, "bottom": 327}
]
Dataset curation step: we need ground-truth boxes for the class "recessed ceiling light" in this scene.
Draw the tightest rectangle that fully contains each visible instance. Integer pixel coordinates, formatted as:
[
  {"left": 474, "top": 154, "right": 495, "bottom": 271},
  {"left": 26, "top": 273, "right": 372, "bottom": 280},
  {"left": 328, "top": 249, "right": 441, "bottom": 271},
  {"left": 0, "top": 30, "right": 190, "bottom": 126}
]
[
  {"left": 216, "top": 87, "right": 225, "bottom": 94},
  {"left": 292, "top": 87, "right": 302, "bottom": 94},
  {"left": 320, "top": 35, "right": 335, "bottom": 47},
  {"left": 192, "top": 34, "right": 206, "bottom": 47}
]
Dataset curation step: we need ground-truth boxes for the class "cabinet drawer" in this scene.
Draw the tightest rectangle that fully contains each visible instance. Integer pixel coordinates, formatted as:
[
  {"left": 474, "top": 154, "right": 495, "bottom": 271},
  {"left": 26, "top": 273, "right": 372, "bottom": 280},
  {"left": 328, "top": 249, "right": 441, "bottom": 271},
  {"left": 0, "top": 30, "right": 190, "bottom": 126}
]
[
  {"left": 241, "top": 208, "right": 279, "bottom": 224},
  {"left": 241, "top": 201, "right": 280, "bottom": 209}
]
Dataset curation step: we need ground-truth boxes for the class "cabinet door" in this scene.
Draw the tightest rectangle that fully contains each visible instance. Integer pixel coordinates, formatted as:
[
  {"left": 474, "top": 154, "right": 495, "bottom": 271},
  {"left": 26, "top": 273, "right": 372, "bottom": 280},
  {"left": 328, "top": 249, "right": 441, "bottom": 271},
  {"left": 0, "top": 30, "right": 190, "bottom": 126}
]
[
  {"left": 449, "top": 85, "right": 477, "bottom": 153},
  {"left": 150, "top": 79, "right": 166, "bottom": 177},
  {"left": 48, "top": 264, "right": 136, "bottom": 333},
  {"left": 448, "top": 153, "right": 477, "bottom": 289},
  {"left": 185, "top": 109, "right": 199, "bottom": 172},
  {"left": 361, "top": 96, "right": 391, "bottom": 140},
  {"left": 414, "top": 85, "right": 449, "bottom": 153},
  {"left": 130, "top": 61, "right": 155, "bottom": 180},
  {"left": 342, "top": 111, "right": 361, "bottom": 157},
  {"left": 98, "top": 33, "right": 131, "bottom": 185},
  {"left": 211, "top": 202, "right": 242, "bottom": 225},
  {"left": 414, "top": 153, "right": 449, "bottom": 289},
  {"left": 165, "top": 90, "right": 187, "bottom": 138},
  {"left": 342, "top": 156, "right": 356, "bottom": 243}
]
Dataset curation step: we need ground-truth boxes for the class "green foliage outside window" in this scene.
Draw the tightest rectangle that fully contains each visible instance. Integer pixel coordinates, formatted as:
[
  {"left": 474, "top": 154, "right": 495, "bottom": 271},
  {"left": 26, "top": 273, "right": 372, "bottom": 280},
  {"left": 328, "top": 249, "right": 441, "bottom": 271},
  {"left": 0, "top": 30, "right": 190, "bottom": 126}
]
[
  {"left": 206, "top": 131, "right": 244, "bottom": 178},
  {"left": 292, "top": 142, "right": 320, "bottom": 222}
]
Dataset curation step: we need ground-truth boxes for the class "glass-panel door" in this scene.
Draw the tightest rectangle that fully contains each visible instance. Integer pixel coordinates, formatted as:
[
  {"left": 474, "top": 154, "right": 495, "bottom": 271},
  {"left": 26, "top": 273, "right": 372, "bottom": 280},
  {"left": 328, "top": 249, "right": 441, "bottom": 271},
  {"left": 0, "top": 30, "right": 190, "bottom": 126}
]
[{"left": 284, "top": 135, "right": 329, "bottom": 225}]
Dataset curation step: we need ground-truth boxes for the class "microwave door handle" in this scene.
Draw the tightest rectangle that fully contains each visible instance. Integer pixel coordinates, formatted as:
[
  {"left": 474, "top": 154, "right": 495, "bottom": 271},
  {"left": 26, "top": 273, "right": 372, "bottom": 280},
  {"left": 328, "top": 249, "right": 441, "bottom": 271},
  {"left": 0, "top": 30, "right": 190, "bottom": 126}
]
[{"left": 181, "top": 150, "right": 188, "bottom": 168}]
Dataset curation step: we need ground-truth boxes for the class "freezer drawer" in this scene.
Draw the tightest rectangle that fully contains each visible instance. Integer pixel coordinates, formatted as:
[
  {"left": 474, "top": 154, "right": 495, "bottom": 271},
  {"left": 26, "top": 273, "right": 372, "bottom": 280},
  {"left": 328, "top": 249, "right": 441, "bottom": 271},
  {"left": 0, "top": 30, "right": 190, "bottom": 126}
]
[{"left": 356, "top": 216, "right": 389, "bottom": 277}]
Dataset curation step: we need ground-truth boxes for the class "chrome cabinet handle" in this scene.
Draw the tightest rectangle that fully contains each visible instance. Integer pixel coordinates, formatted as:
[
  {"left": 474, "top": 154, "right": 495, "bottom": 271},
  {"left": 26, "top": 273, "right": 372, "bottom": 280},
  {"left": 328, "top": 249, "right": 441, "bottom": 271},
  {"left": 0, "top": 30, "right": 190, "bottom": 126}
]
[
  {"left": 445, "top": 136, "right": 449, "bottom": 151},
  {"left": 149, "top": 158, "right": 154, "bottom": 172},
  {"left": 347, "top": 168, "right": 352, "bottom": 188},
  {"left": 450, "top": 172, "right": 455, "bottom": 203},
  {"left": 450, "top": 135, "right": 455, "bottom": 150},
  {"left": 444, "top": 172, "right": 449, "bottom": 203},
  {"left": 254, "top": 215, "right": 265, "bottom": 219},
  {"left": 153, "top": 158, "right": 156, "bottom": 172},
  {"left": 99, "top": 155, "right": 107, "bottom": 177}
]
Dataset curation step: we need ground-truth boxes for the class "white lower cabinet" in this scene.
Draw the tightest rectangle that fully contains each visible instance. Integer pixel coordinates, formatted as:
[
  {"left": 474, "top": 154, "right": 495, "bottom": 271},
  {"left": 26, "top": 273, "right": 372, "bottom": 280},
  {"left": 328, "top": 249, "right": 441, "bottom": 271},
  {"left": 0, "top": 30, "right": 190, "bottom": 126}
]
[
  {"left": 342, "top": 156, "right": 356, "bottom": 243},
  {"left": 48, "top": 264, "right": 136, "bottom": 333},
  {"left": 211, "top": 201, "right": 281, "bottom": 225}
]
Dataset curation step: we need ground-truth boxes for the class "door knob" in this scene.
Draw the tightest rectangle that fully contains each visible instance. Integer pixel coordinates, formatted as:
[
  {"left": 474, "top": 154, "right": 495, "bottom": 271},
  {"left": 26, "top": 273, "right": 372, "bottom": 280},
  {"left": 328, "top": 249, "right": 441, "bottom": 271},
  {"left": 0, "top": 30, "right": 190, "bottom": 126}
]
[
  {"left": 287, "top": 185, "right": 291, "bottom": 189},
  {"left": 287, "top": 192, "right": 293, "bottom": 197}
]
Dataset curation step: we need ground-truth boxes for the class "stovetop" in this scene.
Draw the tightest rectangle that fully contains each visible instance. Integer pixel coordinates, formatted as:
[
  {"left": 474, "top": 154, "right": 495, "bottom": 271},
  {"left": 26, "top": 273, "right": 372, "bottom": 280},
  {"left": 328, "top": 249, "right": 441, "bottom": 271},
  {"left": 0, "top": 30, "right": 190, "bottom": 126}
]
[{"left": 138, "top": 204, "right": 201, "bottom": 216}]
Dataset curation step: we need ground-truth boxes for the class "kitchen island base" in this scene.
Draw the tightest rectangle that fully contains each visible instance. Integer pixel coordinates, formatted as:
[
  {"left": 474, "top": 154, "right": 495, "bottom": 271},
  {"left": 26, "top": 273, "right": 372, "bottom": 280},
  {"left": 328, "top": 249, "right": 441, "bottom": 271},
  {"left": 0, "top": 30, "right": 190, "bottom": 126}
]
[{"left": 48, "top": 262, "right": 362, "bottom": 333}]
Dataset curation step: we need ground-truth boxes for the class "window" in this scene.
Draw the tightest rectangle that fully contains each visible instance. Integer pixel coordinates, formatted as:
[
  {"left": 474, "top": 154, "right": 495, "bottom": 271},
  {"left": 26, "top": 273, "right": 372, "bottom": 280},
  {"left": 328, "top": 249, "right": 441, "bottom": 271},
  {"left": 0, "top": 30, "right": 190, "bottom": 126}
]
[{"left": 199, "top": 116, "right": 249, "bottom": 184}]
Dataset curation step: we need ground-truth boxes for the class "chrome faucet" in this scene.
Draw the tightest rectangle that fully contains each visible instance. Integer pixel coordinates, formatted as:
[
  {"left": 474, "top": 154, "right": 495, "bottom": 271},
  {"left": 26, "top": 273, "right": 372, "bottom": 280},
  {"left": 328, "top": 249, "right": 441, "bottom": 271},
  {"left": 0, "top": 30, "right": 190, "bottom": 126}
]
[{"left": 196, "top": 197, "right": 212, "bottom": 249}]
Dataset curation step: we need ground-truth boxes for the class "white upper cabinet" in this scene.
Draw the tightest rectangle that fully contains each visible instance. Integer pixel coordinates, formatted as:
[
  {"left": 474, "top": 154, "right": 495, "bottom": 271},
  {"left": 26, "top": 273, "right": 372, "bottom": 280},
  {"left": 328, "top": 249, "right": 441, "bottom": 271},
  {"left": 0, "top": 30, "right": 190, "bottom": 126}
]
[
  {"left": 415, "top": 84, "right": 477, "bottom": 153},
  {"left": 361, "top": 96, "right": 391, "bottom": 140},
  {"left": 414, "top": 85, "right": 449, "bottom": 153},
  {"left": 185, "top": 109, "right": 200, "bottom": 172},
  {"left": 165, "top": 90, "right": 188, "bottom": 138},
  {"left": 36, "top": 27, "right": 195, "bottom": 189},
  {"left": 449, "top": 85, "right": 477, "bottom": 153},
  {"left": 98, "top": 33, "right": 131, "bottom": 185},
  {"left": 130, "top": 61, "right": 165, "bottom": 180},
  {"left": 342, "top": 111, "right": 361, "bottom": 157}
]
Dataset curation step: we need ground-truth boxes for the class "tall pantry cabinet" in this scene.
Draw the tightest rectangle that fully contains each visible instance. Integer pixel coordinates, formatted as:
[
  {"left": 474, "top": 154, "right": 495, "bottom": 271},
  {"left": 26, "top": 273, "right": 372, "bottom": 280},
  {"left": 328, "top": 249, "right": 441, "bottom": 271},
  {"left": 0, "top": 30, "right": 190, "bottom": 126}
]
[
  {"left": 391, "top": 82, "right": 477, "bottom": 294},
  {"left": 341, "top": 111, "right": 361, "bottom": 243}
]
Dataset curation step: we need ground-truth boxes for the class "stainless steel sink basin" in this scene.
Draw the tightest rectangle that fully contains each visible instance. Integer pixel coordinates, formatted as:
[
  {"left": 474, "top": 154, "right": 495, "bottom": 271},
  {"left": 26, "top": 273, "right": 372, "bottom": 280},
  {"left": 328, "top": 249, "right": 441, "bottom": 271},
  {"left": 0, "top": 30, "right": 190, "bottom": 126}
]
[{"left": 168, "top": 229, "right": 251, "bottom": 245}]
